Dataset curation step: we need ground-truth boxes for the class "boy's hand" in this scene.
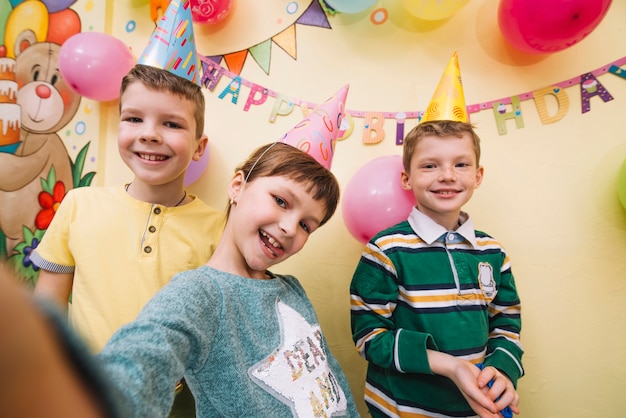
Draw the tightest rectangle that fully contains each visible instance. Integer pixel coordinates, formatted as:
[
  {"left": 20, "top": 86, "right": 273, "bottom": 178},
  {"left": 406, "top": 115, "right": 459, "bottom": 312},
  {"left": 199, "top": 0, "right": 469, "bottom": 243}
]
[
  {"left": 476, "top": 365, "right": 520, "bottom": 415},
  {"left": 428, "top": 350, "right": 500, "bottom": 417},
  {"left": 447, "top": 360, "right": 503, "bottom": 418}
]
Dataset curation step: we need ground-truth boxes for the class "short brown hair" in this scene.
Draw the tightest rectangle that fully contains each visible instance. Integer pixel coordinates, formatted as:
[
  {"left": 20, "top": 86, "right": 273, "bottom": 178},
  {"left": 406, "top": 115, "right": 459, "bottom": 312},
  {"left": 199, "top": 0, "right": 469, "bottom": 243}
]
[
  {"left": 227, "top": 142, "right": 340, "bottom": 226},
  {"left": 119, "top": 64, "right": 205, "bottom": 139},
  {"left": 402, "top": 121, "right": 481, "bottom": 172}
]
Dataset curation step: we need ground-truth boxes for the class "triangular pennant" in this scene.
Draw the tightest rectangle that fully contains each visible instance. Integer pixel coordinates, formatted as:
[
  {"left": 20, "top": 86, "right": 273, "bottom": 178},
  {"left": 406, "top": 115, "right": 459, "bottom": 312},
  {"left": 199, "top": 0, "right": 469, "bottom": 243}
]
[
  {"left": 272, "top": 25, "right": 297, "bottom": 60},
  {"left": 249, "top": 40, "right": 272, "bottom": 75},
  {"left": 223, "top": 50, "right": 248, "bottom": 75},
  {"left": 296, "top": 0, "right": 332, "bottom": 28}
]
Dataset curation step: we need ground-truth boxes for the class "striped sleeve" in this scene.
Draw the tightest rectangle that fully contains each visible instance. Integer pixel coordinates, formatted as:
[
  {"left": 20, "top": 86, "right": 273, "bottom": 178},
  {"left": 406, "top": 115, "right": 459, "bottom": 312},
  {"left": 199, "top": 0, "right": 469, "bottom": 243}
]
[
  {"left": 350, "top": 235, "right": 437, "bottom": 375},
  {"left": 484, "top": 246, "right": 524, "bottom": 385}
]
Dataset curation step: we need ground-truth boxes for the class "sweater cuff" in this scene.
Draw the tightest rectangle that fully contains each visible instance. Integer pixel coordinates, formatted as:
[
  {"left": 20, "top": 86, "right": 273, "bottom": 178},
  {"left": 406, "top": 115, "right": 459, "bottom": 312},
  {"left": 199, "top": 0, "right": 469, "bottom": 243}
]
[
  {"left": 395, "top": 328, "right": 438, "bottom": 374},
  {"left": 484, "top": 347, "right": 524, "bottom": 387}
]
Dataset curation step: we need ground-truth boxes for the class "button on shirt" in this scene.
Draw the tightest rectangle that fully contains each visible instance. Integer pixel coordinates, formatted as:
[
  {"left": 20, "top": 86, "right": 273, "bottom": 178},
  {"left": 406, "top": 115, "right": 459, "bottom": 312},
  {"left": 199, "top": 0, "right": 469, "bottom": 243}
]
[
  {"left": 141, "top": 205, "right": 167, "bottom": 256},
  {"left": 407, "top": 208, "right": 478, "bottom": 296}
]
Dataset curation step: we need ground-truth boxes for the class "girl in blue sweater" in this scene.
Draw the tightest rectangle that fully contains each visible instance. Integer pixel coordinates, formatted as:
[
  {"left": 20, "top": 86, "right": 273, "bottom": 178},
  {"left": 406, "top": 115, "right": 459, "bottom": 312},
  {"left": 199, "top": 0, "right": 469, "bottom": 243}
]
[
  {"left": 0, "top": 141, "right": 359, "bottom": 418},
  {"left": 99, "top": 141, "right": 359, "bottom": 417}
]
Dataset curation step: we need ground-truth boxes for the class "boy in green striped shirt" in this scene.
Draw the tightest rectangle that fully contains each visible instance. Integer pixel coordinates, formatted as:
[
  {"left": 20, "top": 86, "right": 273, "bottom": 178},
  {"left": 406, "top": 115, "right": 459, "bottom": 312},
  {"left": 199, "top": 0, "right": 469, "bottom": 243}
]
[{"left": 350, "top": 53, "right": 523, "bottom": 418}]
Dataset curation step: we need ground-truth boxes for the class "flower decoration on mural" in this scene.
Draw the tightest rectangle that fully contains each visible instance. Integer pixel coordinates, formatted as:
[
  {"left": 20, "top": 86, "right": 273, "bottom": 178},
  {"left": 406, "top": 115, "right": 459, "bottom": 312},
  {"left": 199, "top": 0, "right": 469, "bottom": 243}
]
[
  {"left": 36, "top": 181, "right": 66, "bottom": 230},
  {"left": 9, "top": 227, "right": 46, "bottom": 288},
  {"left": 21, "top": 237, "right": 41, "bottom": 273},
  {"left": 0, "top": 142, "right": 95, "bottom": 286}
]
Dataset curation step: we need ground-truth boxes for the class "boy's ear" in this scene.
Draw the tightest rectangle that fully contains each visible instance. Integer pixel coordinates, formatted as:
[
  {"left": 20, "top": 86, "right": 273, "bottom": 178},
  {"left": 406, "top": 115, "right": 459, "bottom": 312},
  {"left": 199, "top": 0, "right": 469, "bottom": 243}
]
[
  {"left": 192, "top": 135, "right": 209, "bottom": 162},
  {"left": 475, "top": 165, "right": 484, "bottom": 188},
  {"left": 228, "top": 170, "right": 246, "bottom": 202},
  {"left": 400, "top": 170, "right": 411, "bottom": 191}
]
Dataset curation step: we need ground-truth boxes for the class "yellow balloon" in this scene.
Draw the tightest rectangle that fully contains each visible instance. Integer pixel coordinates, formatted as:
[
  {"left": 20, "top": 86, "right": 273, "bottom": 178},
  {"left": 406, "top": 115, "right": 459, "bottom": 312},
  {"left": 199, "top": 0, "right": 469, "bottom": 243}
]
[
  {"left": 401, "top": 0, "right": 469, "bottom": 21},
  {"left": 4, "top": 0, "right": 49, "bottom": 58}
]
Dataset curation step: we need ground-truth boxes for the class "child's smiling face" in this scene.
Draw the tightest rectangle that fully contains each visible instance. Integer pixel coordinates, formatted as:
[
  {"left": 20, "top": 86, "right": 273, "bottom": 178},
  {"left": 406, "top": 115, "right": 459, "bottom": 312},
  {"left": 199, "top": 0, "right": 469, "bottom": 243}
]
[
  {"left": 227, "top": 174, "right": 326, "bottom": 279},
  {"left": 117, "top": 81, "right": 203, "bottom": 191},
  {"left": 401, "top": 132, "right": 483, "bottom": 230}
]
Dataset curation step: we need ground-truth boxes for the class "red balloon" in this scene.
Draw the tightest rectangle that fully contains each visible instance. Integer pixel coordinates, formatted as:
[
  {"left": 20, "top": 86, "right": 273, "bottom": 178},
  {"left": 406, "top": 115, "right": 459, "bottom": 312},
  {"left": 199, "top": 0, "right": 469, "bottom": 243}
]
[
  {"left": 46, "top": 8, "right": 81, "bottom": 45},
  {"left": 190, "top": 0, "right": 232, "bottom": 25},
  {"left": 342, "top": 155, "right": 416, "bottom": 244},
  {"left": 498, "top": 0, "right": 612, "bottom": 54}
]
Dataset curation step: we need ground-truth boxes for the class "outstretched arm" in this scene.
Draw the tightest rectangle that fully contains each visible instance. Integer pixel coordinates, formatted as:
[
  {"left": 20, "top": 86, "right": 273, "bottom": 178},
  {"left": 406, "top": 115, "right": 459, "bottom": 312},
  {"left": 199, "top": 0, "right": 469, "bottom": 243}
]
[{"left": 0, "top": 264, "right": 106, "bottom": 418}]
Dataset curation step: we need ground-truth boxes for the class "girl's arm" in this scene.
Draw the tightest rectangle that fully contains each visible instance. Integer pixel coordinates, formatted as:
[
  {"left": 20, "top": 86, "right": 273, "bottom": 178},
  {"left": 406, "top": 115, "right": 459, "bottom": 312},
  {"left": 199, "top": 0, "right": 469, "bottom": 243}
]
[{"left": 0, "top": 264, "right": 108, "bottom": 418}]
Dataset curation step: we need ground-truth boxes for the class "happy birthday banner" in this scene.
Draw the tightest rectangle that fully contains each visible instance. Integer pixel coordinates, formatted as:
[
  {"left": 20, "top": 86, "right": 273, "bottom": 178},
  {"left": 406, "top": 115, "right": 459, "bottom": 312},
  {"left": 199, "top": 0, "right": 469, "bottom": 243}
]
[{"left": 200, "top": 54, "right": 626, "bottom": 143}]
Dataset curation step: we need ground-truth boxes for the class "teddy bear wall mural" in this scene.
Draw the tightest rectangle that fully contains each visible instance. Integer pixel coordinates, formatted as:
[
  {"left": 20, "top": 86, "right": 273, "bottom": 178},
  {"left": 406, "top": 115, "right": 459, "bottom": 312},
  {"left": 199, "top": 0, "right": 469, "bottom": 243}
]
[{"left": 0, "top": 1, "right": 96, "bottom": 285}]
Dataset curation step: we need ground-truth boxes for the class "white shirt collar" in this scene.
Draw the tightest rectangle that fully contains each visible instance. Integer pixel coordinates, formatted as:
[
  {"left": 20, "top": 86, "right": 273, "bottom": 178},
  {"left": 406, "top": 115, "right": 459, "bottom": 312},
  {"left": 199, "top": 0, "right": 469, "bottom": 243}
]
[{"left": 407, "top": 207, "right": 478, "bottom": 248}]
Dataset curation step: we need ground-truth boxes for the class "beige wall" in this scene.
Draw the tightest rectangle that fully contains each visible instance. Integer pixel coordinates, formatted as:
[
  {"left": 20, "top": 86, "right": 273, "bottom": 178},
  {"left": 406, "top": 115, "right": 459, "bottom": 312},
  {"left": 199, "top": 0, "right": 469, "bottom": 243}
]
[{"left": 100, "top": 1, "right": 626, "bottom": 416}]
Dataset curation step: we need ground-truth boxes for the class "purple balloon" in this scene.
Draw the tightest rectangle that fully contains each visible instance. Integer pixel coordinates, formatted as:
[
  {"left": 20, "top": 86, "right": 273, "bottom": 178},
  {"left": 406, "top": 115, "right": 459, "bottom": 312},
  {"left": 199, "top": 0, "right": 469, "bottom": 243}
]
[
  {"left": 184, "top": 145, "right": 210, "bottom": 186},
  {"left": 342, "top": 155, "right": 416, "bottom": 244},
  {"left": 59, "top": 32, "right": 135, "bottom": 102},
  {"left": 42, "top": 0, "right": 77, "bottom": 13}
]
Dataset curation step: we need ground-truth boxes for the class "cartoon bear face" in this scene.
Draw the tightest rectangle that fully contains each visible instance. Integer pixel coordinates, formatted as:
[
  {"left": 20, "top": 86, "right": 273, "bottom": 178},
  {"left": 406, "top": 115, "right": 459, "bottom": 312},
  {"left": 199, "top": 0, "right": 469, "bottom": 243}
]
[{"left": 16, "top": 42, "right": 81, "bottom": 134}]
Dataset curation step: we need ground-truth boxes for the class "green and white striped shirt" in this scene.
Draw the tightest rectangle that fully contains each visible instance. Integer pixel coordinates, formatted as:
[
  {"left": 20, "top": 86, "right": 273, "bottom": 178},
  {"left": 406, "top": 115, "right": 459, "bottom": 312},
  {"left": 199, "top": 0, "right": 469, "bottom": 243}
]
[{"left": 350, "top": 208, "right": 523, "bottom": 417}]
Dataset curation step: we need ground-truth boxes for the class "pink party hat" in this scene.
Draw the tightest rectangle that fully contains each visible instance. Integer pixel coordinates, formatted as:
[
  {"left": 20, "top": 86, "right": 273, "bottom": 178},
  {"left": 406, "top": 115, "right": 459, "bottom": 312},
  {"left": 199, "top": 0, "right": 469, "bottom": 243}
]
[
  {"left": 420, "top": 51, "right": 469, "bottom": 123},
  {"left": 278, "top": 84, "right": 349, "bottom": 170},
  {"left": 139, "top": 0, "right": 200, "bottom": 85}
]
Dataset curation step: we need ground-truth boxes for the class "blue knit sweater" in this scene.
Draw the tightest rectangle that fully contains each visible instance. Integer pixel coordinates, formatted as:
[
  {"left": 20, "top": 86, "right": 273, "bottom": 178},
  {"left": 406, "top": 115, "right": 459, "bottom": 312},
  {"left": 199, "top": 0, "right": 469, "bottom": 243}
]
[{"left": 99, "top": 266, "right": 359, "bottom": 417}]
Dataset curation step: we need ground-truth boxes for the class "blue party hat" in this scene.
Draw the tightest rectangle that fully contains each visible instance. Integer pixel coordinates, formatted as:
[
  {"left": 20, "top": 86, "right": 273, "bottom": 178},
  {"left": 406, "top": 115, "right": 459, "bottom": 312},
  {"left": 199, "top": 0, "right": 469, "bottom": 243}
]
[{"left": 139, "top": 0, "right": 200, "bottom": 85}]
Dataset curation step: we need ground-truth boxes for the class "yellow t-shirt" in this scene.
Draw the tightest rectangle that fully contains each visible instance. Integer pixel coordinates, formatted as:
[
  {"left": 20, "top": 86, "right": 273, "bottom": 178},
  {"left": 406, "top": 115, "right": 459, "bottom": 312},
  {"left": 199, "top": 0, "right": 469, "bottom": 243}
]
[{"left": 32, "top": 185, "right": 224, "bottom": 352}]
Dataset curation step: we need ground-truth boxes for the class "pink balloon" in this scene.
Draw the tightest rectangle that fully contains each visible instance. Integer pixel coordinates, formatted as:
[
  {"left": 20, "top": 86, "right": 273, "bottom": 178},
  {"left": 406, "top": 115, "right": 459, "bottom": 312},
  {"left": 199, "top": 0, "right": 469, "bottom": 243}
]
[
  {"left": 190, "top": 0, "right": 232, "bottom": 24},
  {"left": 184, "top": 145, "right": 210, "bottom": 186},
  {"left": 59, "top": 32, "right": 135, "bottom": 101},
  {"left": 498, "top": 0, "right": 612, "bottom": 54},
  {"left": 342, "top": 155, "right": 416, "bottom": 244}
]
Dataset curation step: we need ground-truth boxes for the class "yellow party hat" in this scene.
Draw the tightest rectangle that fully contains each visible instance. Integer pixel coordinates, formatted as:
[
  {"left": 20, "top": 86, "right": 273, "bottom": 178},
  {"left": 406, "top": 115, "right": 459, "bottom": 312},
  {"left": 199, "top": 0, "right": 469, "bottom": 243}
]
[{"left": 420, "top": 51, "right": 468, "bottom": 123}]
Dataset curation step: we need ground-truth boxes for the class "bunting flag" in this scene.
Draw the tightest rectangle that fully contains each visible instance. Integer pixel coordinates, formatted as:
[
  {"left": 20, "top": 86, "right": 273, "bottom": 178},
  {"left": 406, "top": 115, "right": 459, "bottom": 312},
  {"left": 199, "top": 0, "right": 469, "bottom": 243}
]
[
  {"left": 208, "top": 0, "right": 330, "bottom": 75},
  {"left": 200, "top": 54, "right": 626, "bottom": 141}
]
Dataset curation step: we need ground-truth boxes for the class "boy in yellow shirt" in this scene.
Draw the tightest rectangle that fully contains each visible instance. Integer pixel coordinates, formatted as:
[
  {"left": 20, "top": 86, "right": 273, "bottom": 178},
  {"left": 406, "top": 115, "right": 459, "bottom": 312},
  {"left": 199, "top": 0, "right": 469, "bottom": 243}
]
[{"left": 32, "top": 2, "right": 221, "bottom": 415}]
